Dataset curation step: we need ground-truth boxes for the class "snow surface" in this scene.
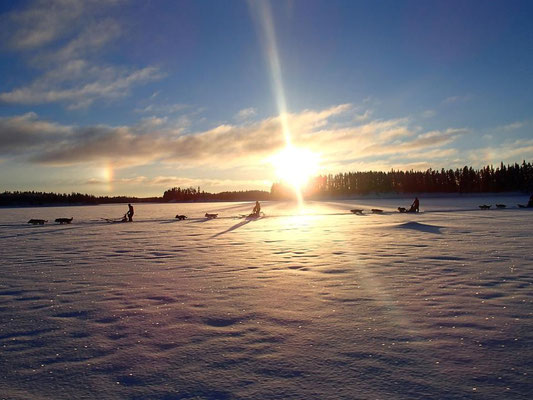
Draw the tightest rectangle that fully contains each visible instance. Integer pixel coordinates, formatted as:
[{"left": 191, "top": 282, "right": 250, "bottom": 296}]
[{"left": 0, "top": 197, "right": 532, "bottom": 399}]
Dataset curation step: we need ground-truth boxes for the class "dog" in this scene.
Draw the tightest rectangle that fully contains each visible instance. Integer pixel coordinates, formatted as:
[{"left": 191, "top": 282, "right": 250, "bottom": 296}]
[
  {"left": 350, "top": 209, "right": 364, "bottom": 215},
  {"left": 205, "top": 213, "right": 218, "bottom": 219},
  {"left": 55, "top": 217, "right": 73, "bottom": 224},
  {"left": 175, "top": 215, "right": 187, "bottom": 220},
  {"left": 495, "top": 204, "right": 506, "bottom": 209},
  {"left": 398, "top": 207, "right": 407, "bottom": 213},
  {"left": 28, "top": 219, "right": 47, "bottom": 225},
  {"left": 371, "top": 208, "right": 383, "bottom": 213},
  {"left": 479, "top": 205, "right": 491, "bottom": 209}
]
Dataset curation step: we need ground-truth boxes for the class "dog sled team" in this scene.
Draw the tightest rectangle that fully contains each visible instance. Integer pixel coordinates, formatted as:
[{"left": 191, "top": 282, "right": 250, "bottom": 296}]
[
  {"left": 352, "top": 197, "right": 420, "bottom": 215},
  {"left": 28, "top": 217, "right": 73, "bottom": 225},
  {"left": 398, "top": 197, "right": 419, "bottom": 213},
  {"left": 23, "top": 194, "right": 533, "bottom": 225}
]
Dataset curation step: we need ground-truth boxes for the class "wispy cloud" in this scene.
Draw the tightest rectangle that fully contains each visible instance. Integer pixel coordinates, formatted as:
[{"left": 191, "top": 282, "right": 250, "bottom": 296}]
[
  {"left": 46, "top": 19, "right": 121, "bottom": 63},
  {"left": 397, "top": 148, "right": 458, "bottom": 161},
  {"left": 443, "top": 94, "right": 472, "bottom": 104},
  {"left": 86, "top": 175, "right": 269, "bottom": 189},
  {"left": 421, "top": 110, "right": 436, "bottom": 118},
  {"left": 0, "top": 105, "right": 469, "bottom": 174},
  {"left": 0, "top": 0, "right": 162, "bottom": 109},
  {"left": 353, "top": 109, "right": 372, "bottom": 122},
  {"left": 135, "top": 103, "right": 189, "bottom": 115},
  {"left": 501, "top": 121, "right": 526, "bottom": 131},
  {"left": 234, "top": 107, "right": 257, "bottom": 121},
  {"left": 0, "top": 65, "right": 163, "bottom": 109},
  {"left": 1, "top": 0, "right": 85, "bottom": 50},
  {"left": 468, "top": 139, "right": 533, "bottom": 166}
]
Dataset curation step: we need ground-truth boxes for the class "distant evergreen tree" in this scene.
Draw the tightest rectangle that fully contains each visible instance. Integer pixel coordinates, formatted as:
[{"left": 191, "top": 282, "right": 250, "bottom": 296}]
[
  {"left": 162, "top": 187, "right": 271, "bottom": 202},
  {"left": 291, "top": 161, "right": 533, "bottom": 200},
  {"left": 0, "top": 191, "right": 147, "bottom": 207}
]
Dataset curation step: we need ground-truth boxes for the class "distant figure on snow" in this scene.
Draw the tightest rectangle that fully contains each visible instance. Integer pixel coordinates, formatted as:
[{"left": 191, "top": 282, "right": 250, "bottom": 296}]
[
  {"left": 252, "top": 201, "right": 261, "bottom": 216},
  {"left": 408, "top": 197, "right": 419, "bottom": 213},
  {"left": 127, "top": 204, "right": 134, "bottom": 222},
  {"left": 528, "top": 194, "right": 533, "bottom": 208}
]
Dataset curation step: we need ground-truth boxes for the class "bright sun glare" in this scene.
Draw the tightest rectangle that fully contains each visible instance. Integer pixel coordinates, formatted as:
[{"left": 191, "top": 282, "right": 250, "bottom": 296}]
[{"left": 271, "top": 146, "right": 320, "bottom": 190}]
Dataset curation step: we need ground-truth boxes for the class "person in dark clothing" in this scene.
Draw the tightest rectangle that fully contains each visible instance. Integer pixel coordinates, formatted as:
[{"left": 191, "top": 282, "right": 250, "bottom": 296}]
[
  {"left": 127, "top": 204, "right": 134, "bottom": 222},
  {"left": 527, "top": 194, "right": 533, "bottom": 208},
  {"left": 252, "top": 201, "right": 261, "bottom": 217},
  {"left": 408, "top": 197, "right": 419, "bottom": 213}
]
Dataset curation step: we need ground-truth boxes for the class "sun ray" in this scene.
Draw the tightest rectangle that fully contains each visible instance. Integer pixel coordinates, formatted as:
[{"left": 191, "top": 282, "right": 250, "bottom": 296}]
[{"left": 250, "top": 1, "right": 310, "bottom": 207}]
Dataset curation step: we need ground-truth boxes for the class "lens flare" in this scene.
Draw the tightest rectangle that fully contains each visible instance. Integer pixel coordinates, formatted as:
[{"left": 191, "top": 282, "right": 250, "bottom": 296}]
[{"left": 250, "top": 1, "right": 314, "bottom": 207}]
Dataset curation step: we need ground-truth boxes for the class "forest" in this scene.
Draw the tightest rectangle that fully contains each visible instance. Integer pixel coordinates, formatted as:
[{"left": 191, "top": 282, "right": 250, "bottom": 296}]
[
  {"left": 271, "top": 161, "right": 533, "bottom": 199},
  {"left": 0, "top": 188, "right": 270, "bottom": 206},
  {"left": 0, "top": 191, "right": 156, "bottom": 207},
  {"left": 161, "top": 187, "right": 271, "bottom": 202}
]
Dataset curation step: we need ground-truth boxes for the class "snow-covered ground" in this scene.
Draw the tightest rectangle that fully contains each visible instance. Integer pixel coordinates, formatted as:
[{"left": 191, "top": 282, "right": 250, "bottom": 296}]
[{"left": 1, "top": 197, "right": 532, "bottom": 399}]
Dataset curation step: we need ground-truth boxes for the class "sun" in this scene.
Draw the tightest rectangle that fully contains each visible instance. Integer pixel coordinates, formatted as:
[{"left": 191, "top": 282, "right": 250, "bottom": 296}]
[{"left": 271, "top": 146, "right": 320, "bottom": 190}]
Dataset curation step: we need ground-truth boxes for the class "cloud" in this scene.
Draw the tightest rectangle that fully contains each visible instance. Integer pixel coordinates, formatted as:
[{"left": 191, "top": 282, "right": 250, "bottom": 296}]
[
  {"left": 0, "top": 0, "right": 162, "bottom": 109},
  {"left": 135, "top": 103, "right": 189, "bottom": 115},
  {"left": 0, "top": 113, "right": 71, "bottom": 153},
  {"left": 396, "top": 148, "right": 458, "bottom": 161},
  {"left": 468, "top": 139, "right": 533, "bottom": 166},
  {"left": 501, "top": 121, "right": 525, "bottom": 131},
  {"left": 234, "top": 107, "right": 257, "bottom": 121},
  {"left": 30, "top": 125, "right": 168, "bottom": 166},
  {"left": 154, "top": 176, "right": 270, "bottom": 189},
  {"left": 353, "top": 109, "right": 372, "bottom": 122},
  {"left": 290, "top": 114, "right": 464, "bottom": 167},
  {"left": 0, "top": 65, "right": 163, "bottom": 109},
  {"left": 359, "top": 128, "right": 464, "bottom": 157},
  {"left": 319, "top": 134, "right": 462, "bottom": 173},
  {"left": 131, "top": 116, "right": 170, "bottom": 133},
  {"left": 421, "top": 110, "right": 436, "bottom": 118},
  {"left": 87, "top": 176, "right": 149, "bottom": 185},
  {"left": 0, "top": 106, "right": 350, "bottom": 167},
  {"left": 443, "top": 94, "right": 472, "bottom": 104},
  {"left": 48, "top": 19, "right": 122, "bottom": 63},
  {"left": 1, "top": 0, "right": 85, "bottom": 50},
  {"left": 85, "top": 175, "right": 269, "bottom": 190},
  {"left": 0, "top": 105, "right": 468, "bottom": 177}
]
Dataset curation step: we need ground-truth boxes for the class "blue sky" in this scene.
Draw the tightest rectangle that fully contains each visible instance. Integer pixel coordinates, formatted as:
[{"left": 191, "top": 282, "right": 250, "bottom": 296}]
[{"left": 0, "top": 0, "right": 532, "bottom": 196}]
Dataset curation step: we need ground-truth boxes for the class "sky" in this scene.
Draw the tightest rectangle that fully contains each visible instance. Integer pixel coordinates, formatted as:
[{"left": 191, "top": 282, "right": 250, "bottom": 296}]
[{"left": 0, "top": 0, "right": 532, "bottom": 197}]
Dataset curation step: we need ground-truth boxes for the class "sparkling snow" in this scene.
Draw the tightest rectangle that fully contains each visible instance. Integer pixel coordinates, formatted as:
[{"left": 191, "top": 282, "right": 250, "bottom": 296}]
[{"left": 0, "top": 197, "right": 532, "bottom": 399}]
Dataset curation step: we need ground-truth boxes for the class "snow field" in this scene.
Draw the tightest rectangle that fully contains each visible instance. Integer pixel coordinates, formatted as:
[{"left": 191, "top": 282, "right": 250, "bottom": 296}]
[{"left": 0, "top": 198, "right": 532, "bottom": 399}]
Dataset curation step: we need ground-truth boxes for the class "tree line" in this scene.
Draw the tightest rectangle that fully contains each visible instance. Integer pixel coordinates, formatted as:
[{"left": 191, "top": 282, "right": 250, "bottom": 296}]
[
  {"left": 162, "top": 187, "right": 271, "bottom": 202},
  {"left": 270, "top": 161, "right": 533, "bottom": 199},
  {"left": 0, "top": 188, "right": 271, "bottom": 206},
  {"left": 0, "top": 191, "right": 152, "bottom": 207},
  {"left": 2, "top": 161, "right": 531, "bottom": 206}
]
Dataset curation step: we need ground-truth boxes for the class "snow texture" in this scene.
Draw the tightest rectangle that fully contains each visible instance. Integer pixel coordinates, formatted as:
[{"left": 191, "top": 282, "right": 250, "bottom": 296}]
[{"left": 0, "top": 197, "right": 532, "bottom": 399}]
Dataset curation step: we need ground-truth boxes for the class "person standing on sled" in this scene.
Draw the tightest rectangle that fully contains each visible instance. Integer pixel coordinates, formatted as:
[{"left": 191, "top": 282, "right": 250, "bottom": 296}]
[
  {"left": 252, "top": 201, "right": 261, "bottom": 217},
  {"left": 127, "top": 204, "right": 134, "bottom": 222},
  {"left": 409, "top": 197, "right": 419, "bottom": 213}
]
